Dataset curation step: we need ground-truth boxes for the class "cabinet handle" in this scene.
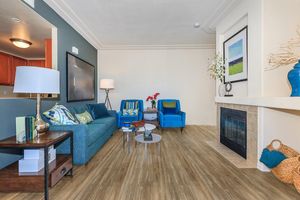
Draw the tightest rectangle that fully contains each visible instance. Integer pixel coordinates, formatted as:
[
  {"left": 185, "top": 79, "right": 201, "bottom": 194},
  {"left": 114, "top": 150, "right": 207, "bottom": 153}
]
[{"left": 60, "top": 167, "right": 67, "bottom": 175}]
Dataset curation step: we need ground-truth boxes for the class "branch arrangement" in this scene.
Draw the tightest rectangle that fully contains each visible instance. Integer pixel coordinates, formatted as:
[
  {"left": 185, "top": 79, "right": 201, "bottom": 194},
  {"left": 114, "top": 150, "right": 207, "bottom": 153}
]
[
  {"left": 208, "top": 54, "right": 225, "bottom": 83},
  {"left": 267, "top": 28, "right": 300, "bottom": 71}
]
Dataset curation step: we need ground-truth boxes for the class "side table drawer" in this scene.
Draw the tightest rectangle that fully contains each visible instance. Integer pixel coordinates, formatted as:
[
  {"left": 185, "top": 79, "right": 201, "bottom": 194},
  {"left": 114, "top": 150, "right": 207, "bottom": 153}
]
[
  {"left": 144, "top": 113, "right": 157, "bottom": 120},
  {"left": 50, "top": 157, "right": 72, "bottom": 187}
]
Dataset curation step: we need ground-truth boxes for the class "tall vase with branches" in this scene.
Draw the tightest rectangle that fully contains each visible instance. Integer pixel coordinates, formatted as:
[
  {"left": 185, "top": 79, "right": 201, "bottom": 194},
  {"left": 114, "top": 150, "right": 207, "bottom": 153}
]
[
  {"left": 208, "top": 54, "right": 225, "bottom": 96},
  {"left": 268, "top": 28, "right": 300, "bottom": 96}
]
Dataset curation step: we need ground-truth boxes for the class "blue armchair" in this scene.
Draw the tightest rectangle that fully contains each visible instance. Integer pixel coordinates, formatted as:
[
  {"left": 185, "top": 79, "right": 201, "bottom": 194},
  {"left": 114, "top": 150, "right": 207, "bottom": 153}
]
[
  {"left": 117, "top": 99, "right": 144, "bottom": 128},
  {"left": 158, "top": 99, "right": 186, "bottom": 132}
]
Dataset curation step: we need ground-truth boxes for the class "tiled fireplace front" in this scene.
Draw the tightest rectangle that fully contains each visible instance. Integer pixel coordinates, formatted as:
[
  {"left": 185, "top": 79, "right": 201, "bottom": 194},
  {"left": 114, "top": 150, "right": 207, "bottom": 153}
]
[{"left": 213, "top": 103, "right": 258, "bottom": 168}]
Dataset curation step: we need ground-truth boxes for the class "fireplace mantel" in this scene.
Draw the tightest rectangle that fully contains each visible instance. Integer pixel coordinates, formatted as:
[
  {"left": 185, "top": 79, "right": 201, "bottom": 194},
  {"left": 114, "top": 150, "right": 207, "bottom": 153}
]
[{"left": 215, "top": 96, "right": 300, "bottom": 111}]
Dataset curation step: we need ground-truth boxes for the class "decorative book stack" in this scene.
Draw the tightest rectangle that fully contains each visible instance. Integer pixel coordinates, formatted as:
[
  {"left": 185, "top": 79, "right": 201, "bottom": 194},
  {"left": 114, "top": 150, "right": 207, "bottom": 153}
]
[{"left": 16, "top": 116, "right": 37, "bottom": 142}]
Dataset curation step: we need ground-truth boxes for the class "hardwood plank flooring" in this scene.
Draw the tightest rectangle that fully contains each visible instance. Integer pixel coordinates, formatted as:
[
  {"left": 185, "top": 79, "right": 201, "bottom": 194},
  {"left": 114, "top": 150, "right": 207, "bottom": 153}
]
[{"left": 0, "top": 125, "right": 299, "bottom": 200}]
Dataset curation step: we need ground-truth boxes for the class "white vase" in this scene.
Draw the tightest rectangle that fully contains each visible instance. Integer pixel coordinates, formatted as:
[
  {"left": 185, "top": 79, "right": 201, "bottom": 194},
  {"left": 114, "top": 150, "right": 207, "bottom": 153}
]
[{"left": 218, "top": 83, "right": 225, "bottom": 97}]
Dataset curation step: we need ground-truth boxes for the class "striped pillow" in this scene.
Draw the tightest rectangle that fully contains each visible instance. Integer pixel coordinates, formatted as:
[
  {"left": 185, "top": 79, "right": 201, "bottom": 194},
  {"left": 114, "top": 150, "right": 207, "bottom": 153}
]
[{"left": 125, "top": 101, "right": 139, "bottom": 109}]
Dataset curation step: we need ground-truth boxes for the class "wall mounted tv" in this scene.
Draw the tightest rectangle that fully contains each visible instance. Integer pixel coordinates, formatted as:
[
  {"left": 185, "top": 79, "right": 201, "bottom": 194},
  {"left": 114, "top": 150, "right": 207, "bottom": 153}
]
[{"left": 66, "top": 52, "right": 95, "bottom": 102}]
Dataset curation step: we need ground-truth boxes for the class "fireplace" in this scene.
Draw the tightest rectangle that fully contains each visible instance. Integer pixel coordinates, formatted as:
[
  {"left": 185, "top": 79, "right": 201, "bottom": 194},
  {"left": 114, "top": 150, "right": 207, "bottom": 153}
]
[{"left": 220, "top": 107, "right": 247, "bottom": 159}]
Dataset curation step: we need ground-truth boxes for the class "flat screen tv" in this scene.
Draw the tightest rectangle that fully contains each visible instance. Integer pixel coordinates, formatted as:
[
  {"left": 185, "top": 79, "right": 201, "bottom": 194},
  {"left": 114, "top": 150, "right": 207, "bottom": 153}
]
[{"left": 66, "top": 52, "right": 95, "bottom": 102}]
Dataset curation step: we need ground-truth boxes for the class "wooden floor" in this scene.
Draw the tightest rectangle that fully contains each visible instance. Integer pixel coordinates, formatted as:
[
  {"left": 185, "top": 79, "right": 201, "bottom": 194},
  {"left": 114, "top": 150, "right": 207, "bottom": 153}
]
[{"left": 0, "top": 126, "right": 299, "bottom": 200}]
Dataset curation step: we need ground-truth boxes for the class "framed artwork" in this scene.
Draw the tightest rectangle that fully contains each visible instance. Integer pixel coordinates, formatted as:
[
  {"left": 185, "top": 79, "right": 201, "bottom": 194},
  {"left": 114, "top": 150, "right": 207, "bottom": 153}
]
[
  {"left": 223, "top": 26, "right": 248, "bottom": 83},
  {"left": 66, "top": 52, "right": 95, "bottom": 102}
]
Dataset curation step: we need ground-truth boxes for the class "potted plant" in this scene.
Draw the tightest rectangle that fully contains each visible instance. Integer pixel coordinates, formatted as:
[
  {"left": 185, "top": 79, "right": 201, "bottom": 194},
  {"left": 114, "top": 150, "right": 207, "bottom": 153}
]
[
  {"left": 208, "top": 54, "right": 225, "bottom": 96},
  {"left": 146, "top": 92, "right": 160, "bottom": 109}
]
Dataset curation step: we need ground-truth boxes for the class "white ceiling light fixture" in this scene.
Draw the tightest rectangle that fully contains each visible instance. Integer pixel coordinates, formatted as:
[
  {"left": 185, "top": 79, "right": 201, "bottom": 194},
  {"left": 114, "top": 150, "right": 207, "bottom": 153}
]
[
  {"left": 11, "top": 17, "right": 21, "bottom": 23},
  {"left": 10, "top": 38, "right": 32, "bottom": 48}
]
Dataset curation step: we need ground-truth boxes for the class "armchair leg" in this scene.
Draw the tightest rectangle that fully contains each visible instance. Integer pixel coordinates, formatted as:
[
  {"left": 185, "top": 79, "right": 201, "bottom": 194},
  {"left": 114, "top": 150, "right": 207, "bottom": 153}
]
[{"left": 180, "top": 127, "right": 184, "bottom": 134}]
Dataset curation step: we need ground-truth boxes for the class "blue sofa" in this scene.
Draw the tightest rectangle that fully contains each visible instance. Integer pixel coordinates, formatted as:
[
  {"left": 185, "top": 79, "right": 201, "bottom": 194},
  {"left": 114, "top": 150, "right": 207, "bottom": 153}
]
[
  {"left": 47, "top": 104, "right": 117, "bottom": 165},
  {"left": 157, "top": 99, "right": 186, "bottom": 131},
  {"left": 117, "top": 99, "right": 143, "bottom": 128}
]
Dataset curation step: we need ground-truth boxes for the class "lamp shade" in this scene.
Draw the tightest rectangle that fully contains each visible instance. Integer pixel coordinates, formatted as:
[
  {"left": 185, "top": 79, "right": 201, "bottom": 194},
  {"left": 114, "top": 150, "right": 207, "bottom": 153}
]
[
  {"left": 100, "top": 79, "right": 114, "bottom": 89},
  {"left": 13, "top": 66, "right": 60, "bottom": 94}
]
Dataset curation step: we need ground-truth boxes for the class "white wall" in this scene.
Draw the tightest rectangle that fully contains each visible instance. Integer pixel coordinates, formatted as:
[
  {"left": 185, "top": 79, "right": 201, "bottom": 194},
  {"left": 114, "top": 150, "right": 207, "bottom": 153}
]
[
  {"left": 216, "top": 0, "right": 300, "bottom": 171},
  {"left": 98, "top": 49, "right": 216, "bottom": 125},
  {"left": 263, "top": 0, "right": 300, "bottom": 97},
  {"left": 216, "top": 0, "right": 263, "bottom": 97}
]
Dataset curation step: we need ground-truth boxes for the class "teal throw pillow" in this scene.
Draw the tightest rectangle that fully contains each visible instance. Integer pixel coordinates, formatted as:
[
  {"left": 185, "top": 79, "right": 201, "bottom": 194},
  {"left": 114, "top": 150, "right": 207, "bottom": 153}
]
[
  {"left": 43, "top": 104, "right": 79, "bottom": 125},
  {"left": 75, "top": 111, "right": 93, "bottom": 124},
  {"left": 87, "top": 103, "right": 109, "bottom": 119},
  {"left": 259, "top": 148, "right": 286, "bottom": 168}
]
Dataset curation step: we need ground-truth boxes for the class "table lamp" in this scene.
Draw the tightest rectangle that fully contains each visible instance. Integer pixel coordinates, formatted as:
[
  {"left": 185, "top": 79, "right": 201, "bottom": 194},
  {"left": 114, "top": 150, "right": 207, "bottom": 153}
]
[
  {"left": 100, "top": 79, "right": 114, "bottom": 110},
  {"left": 13, "top": 66, "right": 60, "bottom": 134}
]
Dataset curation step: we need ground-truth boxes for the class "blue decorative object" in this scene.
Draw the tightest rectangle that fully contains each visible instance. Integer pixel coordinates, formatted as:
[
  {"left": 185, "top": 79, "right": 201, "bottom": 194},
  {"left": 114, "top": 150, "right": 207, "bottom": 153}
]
[
  {"left": 259, "top": 148, "right": 286, "bottom": 169},
  {"left": 117, "top": 99, "right": 143, "bottom": 128},
  {"left": 288, "top": 60, "right": 300, "bottom": 96},
  {"left": 157, "top": 99, "right": 186, "bottom": 131}
]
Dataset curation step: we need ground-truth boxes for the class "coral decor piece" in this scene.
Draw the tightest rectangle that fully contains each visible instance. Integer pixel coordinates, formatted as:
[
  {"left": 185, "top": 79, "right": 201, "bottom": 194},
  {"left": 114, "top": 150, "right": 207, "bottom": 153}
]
[
  {"left": 146, "top": 92, "right": 160, "bottom": 109},
  {"left": 268, "top": 28, "right": 300, "bottom": 70}
]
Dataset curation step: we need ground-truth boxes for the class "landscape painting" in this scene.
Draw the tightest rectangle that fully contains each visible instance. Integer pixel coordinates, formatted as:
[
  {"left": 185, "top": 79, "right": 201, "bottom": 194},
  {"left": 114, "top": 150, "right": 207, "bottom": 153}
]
[{"left": 223, "top": 27, "right": 248, "bottom": 83}]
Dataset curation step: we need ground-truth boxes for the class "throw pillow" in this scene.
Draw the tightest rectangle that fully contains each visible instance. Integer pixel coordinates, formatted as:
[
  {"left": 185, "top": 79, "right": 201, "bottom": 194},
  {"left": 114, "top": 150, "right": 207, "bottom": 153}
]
[
  {"left": 43, "top": 104, "right": 79, "bottom": 125},
  {"left": 123, "top": 109, "right": 138, "bottom": 116},
  {"left": 259, "top": 148, "right": 286, "bottom": 168},
  {"left": 162, "top": 101, "right": 177, "bottom": 114},
  {"left": 87, "top": 103, "right": 109, "bottom": 119},
  {"left": 162, "top": 101, "right": 176, "bottom": 108},
  {"left": 125, "top": 101, "right": 139, "bottom": 109},
  {"left": 75, "top": 111, "right": 93, "bottom": 124}
]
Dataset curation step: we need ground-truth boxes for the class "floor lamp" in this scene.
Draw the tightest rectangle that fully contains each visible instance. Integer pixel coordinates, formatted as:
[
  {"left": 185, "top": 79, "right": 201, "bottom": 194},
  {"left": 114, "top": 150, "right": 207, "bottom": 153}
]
[{"left": 100, "top": 79, "right": 114, "bottom": 110}]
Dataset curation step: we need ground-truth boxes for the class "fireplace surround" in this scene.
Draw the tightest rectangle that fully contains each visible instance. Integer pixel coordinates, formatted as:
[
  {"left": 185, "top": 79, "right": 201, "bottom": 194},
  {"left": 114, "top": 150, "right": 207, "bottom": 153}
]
[{"left": 220, "top": 107, "right": 247, "bottom": 159}]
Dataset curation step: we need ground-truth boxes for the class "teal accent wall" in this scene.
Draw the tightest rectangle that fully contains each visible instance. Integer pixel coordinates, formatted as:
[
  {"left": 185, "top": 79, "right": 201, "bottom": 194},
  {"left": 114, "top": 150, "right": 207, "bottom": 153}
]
[{"left": 0, "top": 0, "right": 98, "bottom": 169}]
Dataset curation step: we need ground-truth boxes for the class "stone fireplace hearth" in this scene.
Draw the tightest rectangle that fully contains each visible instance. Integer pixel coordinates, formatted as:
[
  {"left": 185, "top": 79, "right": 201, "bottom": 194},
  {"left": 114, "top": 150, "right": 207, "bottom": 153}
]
[{"left": 207, "top": 103, "right": 258, "bottom": 168}]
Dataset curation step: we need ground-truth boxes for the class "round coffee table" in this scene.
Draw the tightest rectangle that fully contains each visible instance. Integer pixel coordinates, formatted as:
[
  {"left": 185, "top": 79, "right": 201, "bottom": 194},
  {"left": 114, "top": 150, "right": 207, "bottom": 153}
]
[{"left": 135, "top": 133, "right": 161, "bottom": 157}]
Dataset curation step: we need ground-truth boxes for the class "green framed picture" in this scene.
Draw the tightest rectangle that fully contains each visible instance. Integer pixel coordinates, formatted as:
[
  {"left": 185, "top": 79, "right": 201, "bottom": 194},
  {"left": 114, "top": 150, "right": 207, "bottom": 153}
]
[{"left": 223, "top": 26, "right": 248, "bottom": 83}]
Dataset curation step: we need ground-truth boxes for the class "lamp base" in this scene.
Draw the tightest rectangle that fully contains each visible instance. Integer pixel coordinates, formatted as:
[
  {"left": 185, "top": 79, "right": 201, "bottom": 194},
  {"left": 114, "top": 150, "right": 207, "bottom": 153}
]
[{"left": 35, "top": 117, "right": 49, "bottom": 134}]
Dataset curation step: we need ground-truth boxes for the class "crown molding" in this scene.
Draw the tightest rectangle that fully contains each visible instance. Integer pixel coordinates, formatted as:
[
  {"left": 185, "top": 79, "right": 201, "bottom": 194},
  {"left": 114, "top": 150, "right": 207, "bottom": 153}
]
[
  {"left": 44, "top": 0, "right": 238, "bottom": 50},
  {"left": 44, "top": 0, "right": 104, "bottom": 49},
  {"left": 100, "top": 44, "right": 216, "bottom": 50},
  {"left": 200, "top": 0, "right": 241, "bottom": 34}
]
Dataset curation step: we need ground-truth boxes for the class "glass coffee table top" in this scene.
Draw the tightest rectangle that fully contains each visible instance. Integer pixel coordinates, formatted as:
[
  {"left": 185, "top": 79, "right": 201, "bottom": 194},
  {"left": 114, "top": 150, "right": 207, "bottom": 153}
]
[
  {"left": 137, "top": 123, "right": 156, "bottom": 132},
  {"left": 135, "top": 133, "right": 161, "bottom": 144}
]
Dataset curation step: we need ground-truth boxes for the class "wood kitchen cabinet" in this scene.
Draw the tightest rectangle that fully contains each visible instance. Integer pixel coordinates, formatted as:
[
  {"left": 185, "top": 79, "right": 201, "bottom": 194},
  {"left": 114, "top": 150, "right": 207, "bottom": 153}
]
[{"left": 0, "top": 52, "right": 12, "bottom": 85}]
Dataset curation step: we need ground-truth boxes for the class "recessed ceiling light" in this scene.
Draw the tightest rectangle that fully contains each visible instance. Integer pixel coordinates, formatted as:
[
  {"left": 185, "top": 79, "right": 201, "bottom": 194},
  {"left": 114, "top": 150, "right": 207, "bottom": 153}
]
[
  {"left": 10, "top": 38, "right": 32, "bottom": 48},
  {"left": 11, "top": 17, "right": 21, "bottom": 23},
  {"left": 193, "top": 22, "right": 201, "bottom": 28}
]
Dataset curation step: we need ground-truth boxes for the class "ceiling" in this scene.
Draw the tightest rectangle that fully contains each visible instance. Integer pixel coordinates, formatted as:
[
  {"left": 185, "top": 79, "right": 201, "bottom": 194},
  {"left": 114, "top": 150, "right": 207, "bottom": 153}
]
[
  {"left": 45, "top": 0, "right": 240, "bottom": 49},
  {"left": 0, "top": 0, "right": 52, "bottom": 58}
]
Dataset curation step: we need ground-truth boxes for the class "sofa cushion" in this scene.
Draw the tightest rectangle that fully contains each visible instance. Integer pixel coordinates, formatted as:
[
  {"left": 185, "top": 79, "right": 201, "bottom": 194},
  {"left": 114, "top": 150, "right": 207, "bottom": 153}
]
[
  {"left": 91, "top": 116, "right": 116, "bottom": 126},
  {"left": 87, "top": 123, "right": 107, "bottom": 146},
  {"left": 87, "top": 103, "right": 109, "bottom": 119},
  {"left": 72, "top": 104, "right": 89, "bottom": 114},
  {"left": 163, "top": 114, "right": 182, "bottom": 121},
  {"left": 120, "top": 115, "right": 139, "bottom": 122}
]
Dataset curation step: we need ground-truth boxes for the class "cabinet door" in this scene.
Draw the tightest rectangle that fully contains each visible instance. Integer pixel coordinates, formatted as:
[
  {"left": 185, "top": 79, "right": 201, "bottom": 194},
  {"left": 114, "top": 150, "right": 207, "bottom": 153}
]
[
  {"left": 27, "top": 60, "right": 45, "bottom": 67},
  {"left": 11, "top": 56, "right": 27, "bottom": 85},
  {"left": 44, "top": 39, "right": 52, "bottom": 68},
  {"left": 0, "top": 52, "right": 11, "bottom": 85}
]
